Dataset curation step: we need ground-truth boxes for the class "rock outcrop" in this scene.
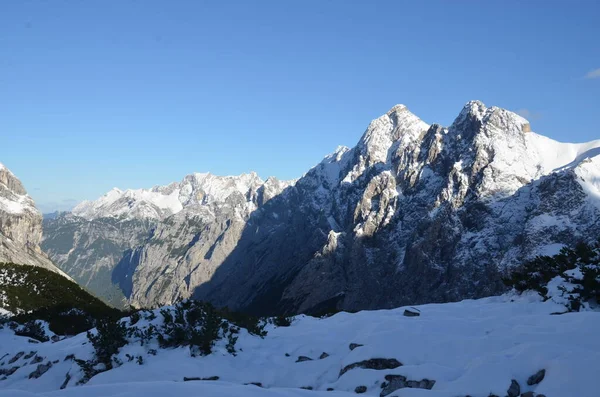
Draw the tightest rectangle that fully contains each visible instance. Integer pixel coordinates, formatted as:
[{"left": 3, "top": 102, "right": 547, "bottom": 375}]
[{"left": 0, "top": 163, "right": 66, "bottom": 275}]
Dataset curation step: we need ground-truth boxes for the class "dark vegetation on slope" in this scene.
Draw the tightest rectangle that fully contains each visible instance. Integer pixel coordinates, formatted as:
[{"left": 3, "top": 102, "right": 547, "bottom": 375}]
[
  {"left": 503, "top": 241, "right": 600, "bottom": 311},
  {"left": 0, "top": 262, "right": 125, "bottom": 335},
  {"left": 75, "top": 299, "right": 293, "bottom": 384}
]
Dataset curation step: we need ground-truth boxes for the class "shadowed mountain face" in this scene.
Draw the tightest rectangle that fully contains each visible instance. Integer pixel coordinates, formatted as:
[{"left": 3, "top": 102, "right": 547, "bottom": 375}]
[{"left": 43, "top": 101, "right": 600, "bottom": 314}]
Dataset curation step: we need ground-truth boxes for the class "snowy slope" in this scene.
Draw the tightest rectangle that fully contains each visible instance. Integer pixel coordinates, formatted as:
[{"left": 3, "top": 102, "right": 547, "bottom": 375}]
[{"left": 1, "top": 293, "right": 599, "bottom": 397}]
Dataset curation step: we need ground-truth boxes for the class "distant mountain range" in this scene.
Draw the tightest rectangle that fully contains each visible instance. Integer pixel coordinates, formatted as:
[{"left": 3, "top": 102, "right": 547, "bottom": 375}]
[{"left": 32, "top": 100, "right": 600, "bottom": 314}]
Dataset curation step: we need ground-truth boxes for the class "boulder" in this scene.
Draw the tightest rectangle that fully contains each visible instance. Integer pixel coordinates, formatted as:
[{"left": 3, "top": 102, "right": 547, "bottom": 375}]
[
  {"left": 381, "top": 375, "right": 406, "bottom": 396},
  {"left": 507, "top": 379, "right": 520, "bottom": 397},
  {"left": 403, "top": 309, "right": 420, "bottom": 317},
  {"left": 296, "top": 356, "right": 313, "bottom": 362},
  {"left": 349, "top": 343, "right": 363, "bottom": 351},
  {"left": 355, "top": 386, "right": 367, "bottom": 393},
  {"left": 527, "top": 369, "right": 545, "bottom": 385}
]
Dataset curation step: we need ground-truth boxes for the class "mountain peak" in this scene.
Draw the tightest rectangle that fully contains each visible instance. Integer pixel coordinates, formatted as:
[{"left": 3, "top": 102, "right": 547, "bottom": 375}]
[
  {"left": 452, "top": 100, "right": 532, "bottom": 136},
  {"left": 386, "top": 104, "right": 408, "bottom": 115},
  {"left": 355, "top": 104, "right": 429, "bottom": 168}
]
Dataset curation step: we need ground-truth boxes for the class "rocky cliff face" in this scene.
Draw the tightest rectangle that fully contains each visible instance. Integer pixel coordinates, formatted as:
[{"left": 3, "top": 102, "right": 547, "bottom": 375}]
[
  {"left": 42, "top": 101, "right": 600, "bottom": 313},
  {"left": 0, "top": 163, "right": 67, "bottom": 275},
  {"left": 42, "top": 173, "right": 292, "bottom": 307}
]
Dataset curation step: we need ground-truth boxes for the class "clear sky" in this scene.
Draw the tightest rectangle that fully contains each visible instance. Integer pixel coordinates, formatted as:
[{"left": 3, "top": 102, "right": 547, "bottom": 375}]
[{"left": 1, "top": 0, "right": 599, "bottom": 212}]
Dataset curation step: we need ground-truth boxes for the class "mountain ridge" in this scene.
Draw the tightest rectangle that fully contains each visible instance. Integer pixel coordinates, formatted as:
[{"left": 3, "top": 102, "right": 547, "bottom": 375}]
[
  {"left": 42, "top": 101, "right": 600, "bottom": 314},
  {"left": 72, "top": 172, "right": 295, "bottom": 221}
]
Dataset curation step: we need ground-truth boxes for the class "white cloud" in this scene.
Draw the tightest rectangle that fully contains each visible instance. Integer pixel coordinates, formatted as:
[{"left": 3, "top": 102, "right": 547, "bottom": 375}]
[
  {"left": 585, "top": 68, "right": 600, "bottom": 79},
  {"left": 516, "top": 108, "right": 542, "bottom": 120}
]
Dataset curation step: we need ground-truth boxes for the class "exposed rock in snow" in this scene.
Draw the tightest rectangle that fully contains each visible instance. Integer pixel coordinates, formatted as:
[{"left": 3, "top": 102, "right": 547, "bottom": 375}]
[
  {"left": 507, "top": 379, "right": 521, "bottom": 397},
  {"left": 0, "top": 293, "right": 598, "bottom": 396},
  {"left": 527, "top": 369, "right": 546, "bottom": 386},
  {"left": 27, "top": 361, "right": 52, "bottom": 379}
]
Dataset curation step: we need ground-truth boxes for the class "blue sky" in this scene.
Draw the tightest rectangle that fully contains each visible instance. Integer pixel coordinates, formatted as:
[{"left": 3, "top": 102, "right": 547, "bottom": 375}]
[{"left": 1, "top": 0, "right": 599, "bottom": 212}]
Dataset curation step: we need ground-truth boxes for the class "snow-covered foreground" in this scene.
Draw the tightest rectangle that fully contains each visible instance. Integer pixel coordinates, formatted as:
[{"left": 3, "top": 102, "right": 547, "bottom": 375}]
[{"left": 1, "top": 293, "right": 599, "bottom": 397}]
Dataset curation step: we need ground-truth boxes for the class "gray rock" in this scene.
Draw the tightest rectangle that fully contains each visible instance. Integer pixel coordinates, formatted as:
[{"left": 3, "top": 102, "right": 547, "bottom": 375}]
[
  {"left": 60, "top": 372, "right": 71, "bottom": 389},
  {"left": 418, "top": 379, "right": 435, "bottom": 389},
  {"left": 30, "top": 355, "right": 44, "bottom": 365},
  {"left": 0, "top": 367, "right": 19, "bottom": 376},
  {"left": 349, "top": 343, "right": 363, "bottom": 351},
  {"left": 296, "top": 356, "right": 313, "bottom": 363},
  {"left": 507, "top": 379, "right": 520, "bottom": 397},
  {"left": 8, "top": 352, "right": 24, "bottom": 364},
  {"left": 23, "top": 351, "right": 36, "bottom": 360},
  {"left": 380, "top": 375, "right": 434, "bottom": 396},
  {"left": 381, "top": 375, "right": 406, "bottom": 396},
  {"left": 319, "top": 352, "right": 329, "bottom": 359},
  {"left": 355, "top": 386, "right": 367, "bottom": 393},
  {"left": 340, "top": 358, "right": 402, "bottom": 377},
  {"left": 28, "top": 361, "right": 52, "bottom": 379},
  {"left": 520, "top": 392, "right": 534, "bottom": 397},
  {"left": 527, "top": 369, "right": 545, "bottom": 385},
  {"left": 403, "top": 309, "right": 420, "bottom": 317},
  {"left": 183, "top": 376, "right": 219, "bottom": 381}
]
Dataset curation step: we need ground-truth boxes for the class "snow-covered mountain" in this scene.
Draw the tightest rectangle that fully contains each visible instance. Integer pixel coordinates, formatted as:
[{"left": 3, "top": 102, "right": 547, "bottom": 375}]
[
  {"left": 42, "top": 173, "right": 292, "bottom": 307},
  {"left": 1, "top": 292, "right": 598, "bottom": 397},
  {"left": 71, "top": 172, "right": 293, "bottom": 222},
  {"left": 43, "top": 101, "right": 600, "bottom": 313},
  {"left": 0, "top": 163, "right": 67, "bottom": 276}
]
